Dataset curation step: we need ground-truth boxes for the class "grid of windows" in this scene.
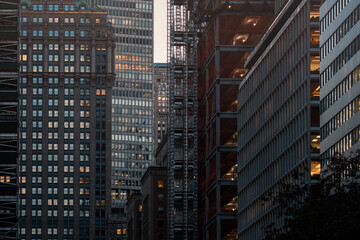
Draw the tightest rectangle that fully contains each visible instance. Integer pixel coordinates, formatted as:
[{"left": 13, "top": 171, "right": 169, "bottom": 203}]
[
  {"left": 321, "top": 64, "right": 360, "bottom": 113},
  {"left": 237, "top": 1, "right": 320, "bottom": 239},
  {"left": 94, "top": 2, "right": 153, "bottom": 237},
  {"left": 19, "top": 2, "right": 114, "bottom": 239},
  {"left": 320, "top": 0, "right": 351, "bottom": 33},
  {"left": 321, "top": 4, "right": 360, "bottom": 59},
  {"left": 320, "top": 1, "right": 360, "bottom": 162},
  {"left": 321, "top": 94, "right": 360, "bottom": 139},
  {"left": 321, "top": 34, "right": 360, "bottom": 86}
]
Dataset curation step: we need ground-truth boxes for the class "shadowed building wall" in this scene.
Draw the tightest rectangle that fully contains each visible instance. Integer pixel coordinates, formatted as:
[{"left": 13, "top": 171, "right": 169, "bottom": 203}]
[
  {"left": 19, "top": 1, "right": 115, "bottom": 239},
  {"left": 237, "top": 0, "right": 321, "bottom": 238}
]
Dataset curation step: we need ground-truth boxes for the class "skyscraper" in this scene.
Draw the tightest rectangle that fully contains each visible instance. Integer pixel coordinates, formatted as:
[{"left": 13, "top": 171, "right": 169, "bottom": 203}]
[
  {"left": 194, "top": 1, "right": 275, "bottom": 239},
  {"left": 0, "top": 0, "right": 19, "bottom": 238},
  {"left": 91, "top": 1, "right": 154, "bottom": 237},
  {"left": 237, "top": 0, "right": 321, "bottom": 238},
  {"left": 320, "top": 0, "right": 360, "bottom": 161},
  {"left": 153, "top": 63, "right": 168, "bottom": 152},
  {"left": 19, "top": 1, "right": 115, "bottom": 239},
  {"left": 167, "top": 0, "right": 198, "bottom": 238}
]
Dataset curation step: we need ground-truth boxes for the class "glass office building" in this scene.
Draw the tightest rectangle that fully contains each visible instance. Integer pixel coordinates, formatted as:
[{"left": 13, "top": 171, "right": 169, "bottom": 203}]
[{"left": 92, "top": 1, "right": 154, "bottom": 238}]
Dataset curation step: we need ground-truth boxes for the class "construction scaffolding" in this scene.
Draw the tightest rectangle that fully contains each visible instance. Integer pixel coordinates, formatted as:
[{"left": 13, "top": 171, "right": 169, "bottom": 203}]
[
  {"left": 167, "top": 0, "right": 198, "bottom": 239},
  {"left": 0, "top": 0, "right": 19, "bottom": 239}
]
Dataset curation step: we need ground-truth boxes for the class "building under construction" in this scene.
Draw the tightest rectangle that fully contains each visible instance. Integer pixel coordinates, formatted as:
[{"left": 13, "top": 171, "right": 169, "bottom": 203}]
[
  {"left": 167, "top": 0, "right": 198, "bottom": 239},
  {"left": 195, "top": 1, "right": 274, "bottom": 239},
  {"left": 0, "top": 0, "right": 19, "bottom": 239},
  {"left": 167, "top": 0, "right": 274, "bottom": 239}
]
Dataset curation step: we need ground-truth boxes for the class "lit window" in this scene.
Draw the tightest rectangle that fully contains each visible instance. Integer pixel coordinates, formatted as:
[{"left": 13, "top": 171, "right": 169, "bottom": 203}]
[
  {"left": 311, "top": 160, "right": 321, "bottom": 177},
  {"left": 158, "top": 180, "right": 164, "bottom": 188}
]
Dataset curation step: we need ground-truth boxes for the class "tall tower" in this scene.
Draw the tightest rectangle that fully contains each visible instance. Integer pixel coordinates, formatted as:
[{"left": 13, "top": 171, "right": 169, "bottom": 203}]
[
  {"left": 237, "top": 0, "right": 321, "bottom": 238},
  {"left": 194, "top": 1, "right": 274, "bottom": 239},
  {"left": 19, "top": 1, "right": 115, "bottom": 239},
  {"left": 154, "top": 63, "right": 168, "bottom": 152},
  {"left": 91, "top": 0, "right": 154, "bottom": 238},
  {"left": 167, "top": 0, "right": 198, "bottom": 239},
  {"left": 0, "top": 0, "right": 19, "bottom": 239}
]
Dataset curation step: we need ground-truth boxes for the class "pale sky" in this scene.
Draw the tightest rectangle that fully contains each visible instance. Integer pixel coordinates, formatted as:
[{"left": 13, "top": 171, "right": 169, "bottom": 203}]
[{"left": 154, "top": 0, "right": 167, "bottom": 63}]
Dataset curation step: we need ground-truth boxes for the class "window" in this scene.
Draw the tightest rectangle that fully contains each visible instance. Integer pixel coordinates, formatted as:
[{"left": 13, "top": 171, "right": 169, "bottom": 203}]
[{"left": 157, "top": 180, "right": 164, "bottom": 188}]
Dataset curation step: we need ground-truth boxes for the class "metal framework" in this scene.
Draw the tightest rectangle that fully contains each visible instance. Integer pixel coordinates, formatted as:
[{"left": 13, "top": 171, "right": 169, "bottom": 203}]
[
  {"left": 167, "top": 0, "right": 198, "bottom": 239},
  {"left": 0, "top": 0, "right": 19, "bottom": 239}
]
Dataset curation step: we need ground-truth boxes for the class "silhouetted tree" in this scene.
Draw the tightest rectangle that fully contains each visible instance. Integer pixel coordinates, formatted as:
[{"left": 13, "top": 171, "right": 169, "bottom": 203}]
[{"left": 263, "top": 151, "right": 360, "bottom": 240}]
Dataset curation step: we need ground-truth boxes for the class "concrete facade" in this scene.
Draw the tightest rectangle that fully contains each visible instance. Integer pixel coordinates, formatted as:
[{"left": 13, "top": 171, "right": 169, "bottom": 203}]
[
  {"left": 237, "top": 0, "right": 321, "bottom": 239},
  {"left": 320, "top": 0, "right": 360, "bottom": 160}
]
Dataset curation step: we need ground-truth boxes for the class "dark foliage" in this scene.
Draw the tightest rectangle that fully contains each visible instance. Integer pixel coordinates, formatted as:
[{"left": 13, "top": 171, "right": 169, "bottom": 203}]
[{"left": 263, "top": 151, "right": 360, "bottom": 240}]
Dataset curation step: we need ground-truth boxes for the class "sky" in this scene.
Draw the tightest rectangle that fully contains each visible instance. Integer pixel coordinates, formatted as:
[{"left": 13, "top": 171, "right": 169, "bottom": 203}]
[{"left": 154, "top": 0, "right": 167, "bottom": 63}]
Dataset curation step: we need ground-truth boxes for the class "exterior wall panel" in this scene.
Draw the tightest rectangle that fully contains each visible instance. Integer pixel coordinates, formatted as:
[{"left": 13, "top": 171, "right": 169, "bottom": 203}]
[{"left": 237, "top": 1, "right": 321, "bottom": 238}]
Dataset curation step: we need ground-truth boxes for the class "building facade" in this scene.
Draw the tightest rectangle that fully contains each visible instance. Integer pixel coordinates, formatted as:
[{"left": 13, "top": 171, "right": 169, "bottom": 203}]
[
  {"left": 19, "top": 1, "right": 115, "bottom": 239},
  {"left": 140, "top": 166, "right": 167, "bottom": 240},
  {"left": 0, "top": 0, "right": 19, "bottom": 238},
  {"left": 194, "top": 1, "right": 274, "bottom": 239},
  {"left": 320, "top": 0, "right": 360, "bottom": 161},
  {"left": 154, "top": 63, "right": 168, "bottom": 152},
  {"left": 167, "top": 0, "right": 198, "bottom": 238},
  {"left": 91, "top": 1, "right": 154, "bottom": 236},
  {"left": 237, "top": 0, "right": 321, "bottom": 239},
  {"left": 126, "top": 192, "right": 142, "bottom": 240}
]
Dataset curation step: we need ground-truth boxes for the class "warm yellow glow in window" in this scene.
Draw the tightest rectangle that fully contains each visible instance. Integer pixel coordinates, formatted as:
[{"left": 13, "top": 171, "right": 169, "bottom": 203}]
[
  {"left": 138, "top": 204, "right": 142, "bottom": 212},
  {"left": 117, "top": 229, "right": 121, "bottom": 235},
  {"left": 0, "top": 176, "right": 11, "bottom": 183},
  {"left": 311, "top": 85, "right": 320, "bottom": 98},
  {"left": 311, "top": 160, "right": 321, "bottom": 176},
  {"left": 158, "top": 180, "right": 164, "bottom": 188},
  {"left": 310, "top": 56, "right": 320, "bottom": 72}
]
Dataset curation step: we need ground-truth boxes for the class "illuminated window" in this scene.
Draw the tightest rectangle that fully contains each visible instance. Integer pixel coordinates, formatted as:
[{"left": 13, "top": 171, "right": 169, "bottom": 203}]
[
  {"left": 311, "top": 160, "right": 321, "bottom": 177},
  {"left": 0, "top": 176, "right": 10, "bottom": 183},
  {"left": 157, "top": 180, "right": 164, "bottom": 188}
]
